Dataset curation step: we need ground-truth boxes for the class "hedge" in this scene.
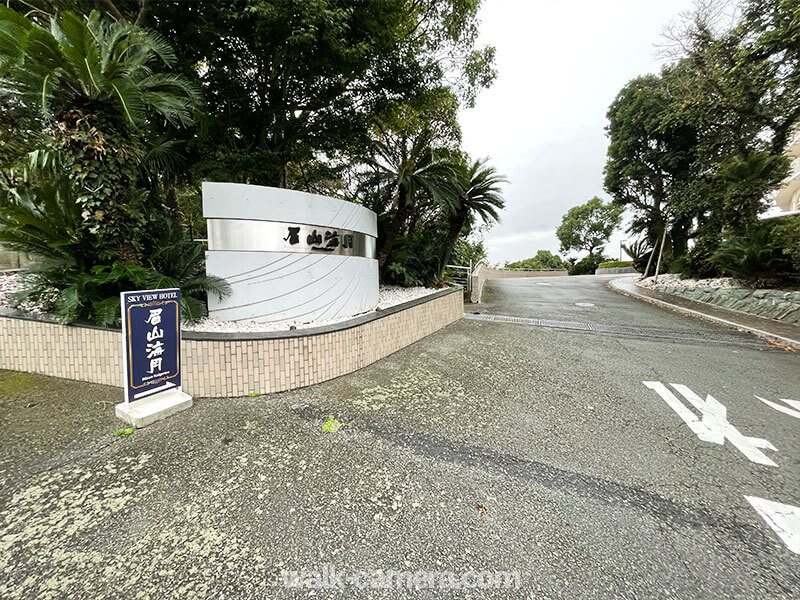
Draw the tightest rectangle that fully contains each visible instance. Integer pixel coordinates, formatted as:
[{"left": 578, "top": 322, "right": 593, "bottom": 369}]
[{"left": 597, "top": 260, "right": 634, "bottom": 269}]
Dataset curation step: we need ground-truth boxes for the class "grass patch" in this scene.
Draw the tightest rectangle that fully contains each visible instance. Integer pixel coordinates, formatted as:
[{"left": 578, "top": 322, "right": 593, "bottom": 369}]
[
  {"left": 597, "top": 260, "right": 634, "bottom": 269},
  {"left": 0, "top": 371, "right": 40, "bottom": 397}
]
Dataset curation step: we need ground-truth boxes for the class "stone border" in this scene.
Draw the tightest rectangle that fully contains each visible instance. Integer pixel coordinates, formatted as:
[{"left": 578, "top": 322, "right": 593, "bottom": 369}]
[
  {"left": 651, "top": 283, "right": 800, "bottom": 325},
  {"left": 0, "top": 249, "right": 34, "bottom": 271},
  {"left": 0, "top": 288, "right": 463, "bottom": 397},
  {"left": 469, "top": 265, "right": 567, "bottom": 303},
  {"left": 609, "top": 277, "right": 800, "bottom": 350}
]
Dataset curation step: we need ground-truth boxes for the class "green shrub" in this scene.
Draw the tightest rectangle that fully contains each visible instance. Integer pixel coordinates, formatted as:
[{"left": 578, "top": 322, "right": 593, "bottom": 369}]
[
  {"left": 505, "top": 250, "right": 566, "bottom": 270},
  {"left": 568, "top": 254, "right": 610, "bottom": 276},
  {"left": 772, "top": 215, "right": 800, "bottom": 274},
  {"left": 0, "top": 177, "right": 230, "bottom": 325},
  {"left": 382, "top": 230, "right": 444, "bottom": 287},
  {"left": 671, "top": 252, "right": 715, "bottom": 279},
  {"left": 711, "top": 223, "right": 797, "bottom": 288},
  {"left": 597, "top": 260, "right": 634, "bottom": 269}
]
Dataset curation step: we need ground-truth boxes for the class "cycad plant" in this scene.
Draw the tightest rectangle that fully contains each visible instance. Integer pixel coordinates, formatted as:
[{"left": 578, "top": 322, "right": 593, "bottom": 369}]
[
  {"left": 0, "top": 7, "right": 198, "bottom": 128},
  {"left": 144, "top": 221, "right": 232, "bottom": 322},
  {"left": 441, "top": 157, "right": 506, "bottom": 268},
  {"left": 711, "top": 224, "right": 796, "bottom": 289},
  {"left": 0, "top": 177, "right": 229, "bottom": 326},
  {"left": 368, "top": 127, "right": 463, "bottom": 270},
  {"left": 716, "top": 151, "right": 790, "bottom": 233},
  {"left": 0, "top": 6, "right": 200, "bottom": 262},
  {"left": 621, "top": 237, "right": 652, "bottom": 273}
]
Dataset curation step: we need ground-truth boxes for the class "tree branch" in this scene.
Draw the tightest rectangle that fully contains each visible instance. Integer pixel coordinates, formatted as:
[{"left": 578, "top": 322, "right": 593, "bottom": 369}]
[
  {"left": 103, "top": 0, "right": 125, "bottom": 22},
  {"left": 135, "top": 0, "right": 150, "bottom": 28}
]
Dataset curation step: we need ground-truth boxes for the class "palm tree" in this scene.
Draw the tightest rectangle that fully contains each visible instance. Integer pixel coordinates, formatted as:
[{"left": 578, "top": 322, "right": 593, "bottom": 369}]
[
  {"left": 368, "top": 127, "right": 462, "bottom": 270},
  {"left": 717, "top": 150, "right": 789, "bottom": 231},
  {"left": 441, "top": 158, "right": 506, "bottom": 267}
]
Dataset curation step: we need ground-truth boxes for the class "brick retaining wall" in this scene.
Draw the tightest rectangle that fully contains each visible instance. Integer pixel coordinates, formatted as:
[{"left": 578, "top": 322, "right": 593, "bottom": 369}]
[{"left": 0, "top": 288, "right": 463, "bottom": 397}]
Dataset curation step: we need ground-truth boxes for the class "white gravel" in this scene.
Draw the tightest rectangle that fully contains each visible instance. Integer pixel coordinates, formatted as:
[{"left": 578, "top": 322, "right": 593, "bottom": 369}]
[
  {"left": 184, "top": 285, "right": 442, "bottom": 333},
  {"left": 636, "top": 274, "right": 735, "bottom": 290},
  {"left": 0, "top": 272, "right": 21, "bottom": 308}
]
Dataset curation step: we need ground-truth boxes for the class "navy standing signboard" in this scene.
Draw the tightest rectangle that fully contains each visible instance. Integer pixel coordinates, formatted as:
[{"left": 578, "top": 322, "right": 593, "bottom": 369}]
[{"left": 121, "top": 288, "right": 183, "bottom": 403}]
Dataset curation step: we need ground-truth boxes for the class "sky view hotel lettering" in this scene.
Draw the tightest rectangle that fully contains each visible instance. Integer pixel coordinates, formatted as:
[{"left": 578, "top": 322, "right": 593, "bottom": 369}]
[
  {"left": 121, "top": 289, "right": 182, "bottom": 402},
  {"left": 202, "top": 182, "right": 379, "bottom": 323}
]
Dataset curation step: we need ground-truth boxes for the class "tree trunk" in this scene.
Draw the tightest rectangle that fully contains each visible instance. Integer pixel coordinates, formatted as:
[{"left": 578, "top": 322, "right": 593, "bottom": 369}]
[
  {"left": 164, "top": 179, "right": 182, "bottom": 226},
  {"left": 377, "top": 184, "right": 409, "bottom": 270},
  {"left": 671, "top": 216, "right": 690, "bottom": 258},
  {"left": 440, "top": 209, "right": 468, "bottom": 272}
]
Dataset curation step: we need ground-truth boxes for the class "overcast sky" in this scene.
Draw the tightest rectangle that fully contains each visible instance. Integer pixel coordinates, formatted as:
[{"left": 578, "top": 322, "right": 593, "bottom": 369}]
[{"left": 460, "top": 0, "right": 695, "bottom": 265}]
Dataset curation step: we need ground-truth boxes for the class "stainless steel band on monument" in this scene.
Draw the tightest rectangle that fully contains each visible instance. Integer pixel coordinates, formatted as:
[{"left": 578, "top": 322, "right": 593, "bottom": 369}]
[{"left": 207, "top": 219, "right": 377, "bottom": 259}]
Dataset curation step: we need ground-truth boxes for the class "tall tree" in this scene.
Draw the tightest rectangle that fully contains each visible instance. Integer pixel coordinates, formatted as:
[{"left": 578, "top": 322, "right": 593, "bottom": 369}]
[
  {"left": 740, "top": 0, "right": 800, "bottom": 152},
  {"left": 605, "top": 0, "right": 798, "bottom": 276},
  {"left": 604, "top": 75, "right": 696, "bottom": 258},
  {"left": 367, "top": 127, "right": 462, "bottom": 270},
  {"left": 136, "top": 0, "right": 496, "bottom": 188},
  {"left": 659, "top": 1, "right": 792, "bottom": 272},
  {"left": 505, "top": 250, "right": 565, "bottom": 270},
  {"left": 556, "top": 197, "right": 624, "bottom": 257},
  {"left": 0, "top": 7, "right": 199, "bottom": 261}
]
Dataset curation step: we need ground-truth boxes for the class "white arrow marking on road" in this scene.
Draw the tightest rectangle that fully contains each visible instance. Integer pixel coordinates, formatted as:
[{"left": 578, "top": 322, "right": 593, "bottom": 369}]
[
  {"left": 671, "top": 384, "right": 778, "bottom": 466},
  {"left": 745, "top": 496, "right": 800, "bottom": 555},
  {"left": 643, "top": 381, "right": 721, "bottom": 442},
  {"left": 754, "top": 396, "right": 800, "bottom": 420},
  {"left": 643, "top": 382, "right": 778, "bottom": 467}
]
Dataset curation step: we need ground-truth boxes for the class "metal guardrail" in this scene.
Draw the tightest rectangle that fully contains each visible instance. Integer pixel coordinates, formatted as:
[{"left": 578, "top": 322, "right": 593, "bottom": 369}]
[{"left": 443, "top": 262, "right": 472, "bottom": 293}]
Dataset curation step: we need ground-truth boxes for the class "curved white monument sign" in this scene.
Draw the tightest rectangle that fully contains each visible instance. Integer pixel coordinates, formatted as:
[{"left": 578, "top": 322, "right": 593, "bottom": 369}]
[{"left": 203, "top": 182, "right": 379, "bottom": 323}]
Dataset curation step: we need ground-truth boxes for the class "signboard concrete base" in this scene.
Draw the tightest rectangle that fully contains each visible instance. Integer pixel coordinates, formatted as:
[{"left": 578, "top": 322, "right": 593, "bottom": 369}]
[{"left": 115, "top": 389, "right": 193, "bottom": 428}]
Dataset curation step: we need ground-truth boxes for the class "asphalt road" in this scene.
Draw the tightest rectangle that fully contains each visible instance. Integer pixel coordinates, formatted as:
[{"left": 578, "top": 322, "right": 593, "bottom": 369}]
[{"left": 1, "top": 275, "right": 799, "bottom": 599}]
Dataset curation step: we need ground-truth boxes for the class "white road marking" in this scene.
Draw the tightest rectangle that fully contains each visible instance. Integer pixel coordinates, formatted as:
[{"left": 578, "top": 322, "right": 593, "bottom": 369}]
[
  {"left": 534, "top": 282, "right": 552, "bottom": 286},
  {"left": 745, "top": 496, "right": 800, "bottom": 555},
  {"left": 643, "top": 381, "right": 778, "bottom": 467},
  {"left": 755, "top": 396, "right": 800, "bottom": 420},
  {"left": 643, "top": 381, "right": 719, "bottom": 442},
  {"left": 574, "top": 302, "right": 595, "bottom": 307}
]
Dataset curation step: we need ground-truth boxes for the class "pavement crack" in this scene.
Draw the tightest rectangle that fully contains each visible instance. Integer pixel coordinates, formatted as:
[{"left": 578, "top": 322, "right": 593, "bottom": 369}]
[{"left": 657, "top": 519, "right": 694, "bottom": 579}]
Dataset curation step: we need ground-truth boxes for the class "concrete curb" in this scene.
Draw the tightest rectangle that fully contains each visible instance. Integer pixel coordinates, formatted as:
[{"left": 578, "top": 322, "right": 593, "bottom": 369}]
[{"left": 608, "top": 277, "right": 800, "bottom": 351}]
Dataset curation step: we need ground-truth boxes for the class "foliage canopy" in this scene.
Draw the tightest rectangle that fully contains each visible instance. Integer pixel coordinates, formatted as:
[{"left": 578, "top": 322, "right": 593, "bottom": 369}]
[{"left": 556, "top": 197, "right": 624, "bottom": 257}]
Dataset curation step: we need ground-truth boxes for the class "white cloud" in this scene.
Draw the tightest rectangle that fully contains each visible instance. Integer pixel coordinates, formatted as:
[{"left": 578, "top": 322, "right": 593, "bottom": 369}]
[{"left": 460, "top": 0, "right": 695, "bottom": 264}]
